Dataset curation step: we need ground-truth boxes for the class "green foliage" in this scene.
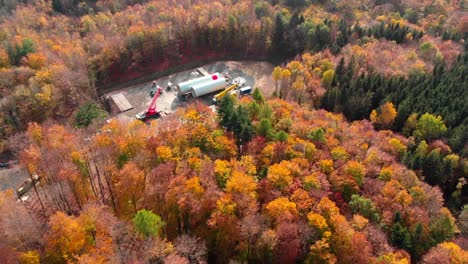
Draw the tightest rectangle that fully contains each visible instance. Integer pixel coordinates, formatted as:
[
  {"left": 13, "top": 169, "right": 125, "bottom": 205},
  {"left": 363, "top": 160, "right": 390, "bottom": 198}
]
[
  {"left": 218, "top": 96, "right": 254, "bottom": 153},
  {"left": 448, "top": 124, "right": 467, "bottom": 156},
  {"left": 349, "top": 194, "right": 380, "bottom": 222},
  {"left": 402, "top": 113, "right": 418, "bottom": 136},
  {"left": 273, "top": 14, "right": 286, "bottom": 55},
  {"left": 429, "top": 213, "right": 457, "bottom": 245},
  {"left": 284, "top": 0, "right": 306, "bottom": 8},
  {"left": 422, "top": 149, "right": 451, "bottom": 186},
  {"left": 277, "top": 117, "right": 293, "bottom": 132},
  {"left": 248, "top": 101, "right": 261, "bottom": 120},
  {"left": 390, "top": 212, "right": 412, "bottom": 251},
  {"left": 132, "top": 210, "right": 164, "bottom": 238},
  {"left": 404, "top": 8, "right": 419, "bottom": 24},
  {"left": 52, "top": 0, "right": 64, "bottom": 13},
  {"left": 369, "top": 22, "right": 423, "bottom": 44},
  {"left": 308, "top": 23, "right": 331, "bottom": 51},
  {"left": 275, "top": 130, "right": 288, "bottom": 142},
  {"left": 257, "top": 118, "right": 274, "bottom": 139},
  {"left": 413, "top": 113, "right": 447, "bottom": 141},
  {"left": 321, "top": 69, "right": 335, "bottom": 89},
  {"left": 74, "top": 102, "right": 108, "bottom": 128},
  {"left": 410, "top": 224, "right": 431, "bottom": 261},
  {"left": 252, "top": 87, "right": 265, "bottom": 105},
  {"left": 308, "top": 128, "right": 325, "bottom": 143},
  {"left": 403, "top": 141, "right": 453, "bottom": 186},
  {"left": 254, "top": 1, "right": 270, "bottom": 19},
  {"left": 117, "top": 152, "right": 130, "bottom": 169},
  {"left": 258, "top": 103, "right": 273, "bottom": 120},
  {"left": 322, "top": 51, "right": 466, "bottom": 155},
  {"left": 7, "top": 38, "right": 35, "bottom": 65},
  {"left": 218, "top": 95, "right": 236, "bottom": 131},
  {"left": 232, "top": 105, "right": 255, "bottom": 152},
  {"left": 417, "top": 41, "right": 442, "bottom": 63}
]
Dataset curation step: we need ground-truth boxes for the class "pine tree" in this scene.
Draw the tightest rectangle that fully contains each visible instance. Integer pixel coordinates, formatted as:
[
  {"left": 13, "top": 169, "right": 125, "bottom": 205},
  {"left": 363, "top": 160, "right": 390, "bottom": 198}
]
[
  {"left": 218, "top": 95, "right": 236, "bottom": 132},
  {"left": 257, "top": 118, "right": 274, "bottom": 139},
  {"left": 252, "top": 87, "right": 265, "bottom": 104},
  {"left": 390, "top": 212, "right": 412, "bottom": 251},
  {"left": 232, "top": 105, "right": 254, "bottom": 155},
  {"left": 273, "top": 14, "right": 286, "bottom": 56}
]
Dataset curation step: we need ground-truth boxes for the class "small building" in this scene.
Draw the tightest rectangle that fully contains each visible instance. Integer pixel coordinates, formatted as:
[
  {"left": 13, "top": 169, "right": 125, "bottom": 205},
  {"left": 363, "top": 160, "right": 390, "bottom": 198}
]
[{"left": 110, "top": 93, "right": 133, "bottom": 112}]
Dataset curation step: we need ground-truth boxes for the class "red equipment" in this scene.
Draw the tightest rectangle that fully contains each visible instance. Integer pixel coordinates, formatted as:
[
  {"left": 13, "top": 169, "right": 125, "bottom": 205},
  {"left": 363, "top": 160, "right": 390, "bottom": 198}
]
[{"left": 136, "top": 86, "right": 162, "bottom": 121}]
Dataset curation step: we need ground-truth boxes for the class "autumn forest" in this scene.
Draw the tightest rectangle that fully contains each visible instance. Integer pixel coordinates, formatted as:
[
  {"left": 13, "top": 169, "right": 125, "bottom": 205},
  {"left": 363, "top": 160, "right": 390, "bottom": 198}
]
[{"left": 0, "top": 0, "right": 467, "bottom": 263}]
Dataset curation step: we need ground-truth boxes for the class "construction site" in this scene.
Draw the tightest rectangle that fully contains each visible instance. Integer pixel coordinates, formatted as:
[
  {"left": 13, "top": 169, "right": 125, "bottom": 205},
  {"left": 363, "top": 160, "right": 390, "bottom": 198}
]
[
  {"left": 104, "top": 61, "right": 274, "bottom": 122},
  {"left": 0, "top": 61, "right": 274, "bottom": 202}
]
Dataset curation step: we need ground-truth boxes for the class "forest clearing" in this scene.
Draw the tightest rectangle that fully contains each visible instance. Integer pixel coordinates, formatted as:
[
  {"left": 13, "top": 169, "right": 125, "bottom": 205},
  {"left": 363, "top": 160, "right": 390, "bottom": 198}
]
[
  {"left": 103, "top": 61, "right": 274, "bottom": 122},
  {"left": 0, "top": 0, "right": 466, "bottom": 263}
]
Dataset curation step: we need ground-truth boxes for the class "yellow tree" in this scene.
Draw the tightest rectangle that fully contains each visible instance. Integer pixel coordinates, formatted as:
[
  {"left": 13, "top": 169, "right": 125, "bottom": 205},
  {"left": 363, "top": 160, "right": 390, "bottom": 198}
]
[
  {"left": 370, "top": 102, "right": 397, "bottom": 129},
  {"left": 76, "top": 204, "right": 117, "bottom": 263},
  {"left": 45, "top": 212, "right": 87, "bottom": 261},
  {"left": 225, "top": 170, "right": 257, "bottom": 199},
  {"left": 379, "top": 102, "right": 397, "bottom": 128},
  {"left": 321, "top": 69, "right": 335, "bottom": 89},
  {"left": 267, "top": 162, "right": 293, "bottom": 189},
  {"left": 280, "top": 68, "right": 291, "bottom": 99},
  {"left": 26, "top": 53, "right": 47, "bottom": 70},
  {"left": 113, "top": 162, "right": 145, "bottom": 216},
  {"left": 272, "top": 66, "right": 283, "bottom": 96},
  {"left": 421, "top": 242, "right": 468, "bottom": 263},
  {"left": 292, "top": 77, "right": 305, "bottom": 105},
  {"left": 265, "top": 197, "right": 298, "bottom": 222},
  {"left": 0, "top": 48, "right": 10, "bottom": 68},
  {"left": 19, "top": 251, "right": 40, "bottom": 264},
  {"left": 344, "top": 160, "right": 366, "bottom": 186}
]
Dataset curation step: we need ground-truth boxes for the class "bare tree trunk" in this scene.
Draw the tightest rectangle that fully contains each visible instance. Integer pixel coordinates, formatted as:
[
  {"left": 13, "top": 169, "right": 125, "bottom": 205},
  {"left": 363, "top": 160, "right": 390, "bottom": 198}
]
[
  {"left": 71, "top": 183, "right": 83, "bottom": 210},
  {"left": 27, "top": 171, "right": 45, "bottom": 211},
  {"left": 85, "top": 161, "right": 98, "bottom": 199},
  {"left": 57, "top": 181, "right": 72, "bottom": 213},
  {"left": 104, "top": 170, "right": 117, "bottom": 212},
  {"left": 94, "top": 162, "right": 105, "bottom": 203}
]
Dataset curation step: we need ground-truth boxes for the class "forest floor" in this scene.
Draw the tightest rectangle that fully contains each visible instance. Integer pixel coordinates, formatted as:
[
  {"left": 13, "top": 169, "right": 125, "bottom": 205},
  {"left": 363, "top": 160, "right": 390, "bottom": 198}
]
[{"left": 104, "top": 60, "right": 275, "bottom": 122}]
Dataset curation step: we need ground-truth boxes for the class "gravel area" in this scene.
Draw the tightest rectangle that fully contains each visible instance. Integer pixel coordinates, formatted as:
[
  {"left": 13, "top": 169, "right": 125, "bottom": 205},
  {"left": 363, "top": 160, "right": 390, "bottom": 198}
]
[
  {"left": 0, "top": 165, "right": 29, "bottom": 192},
  {"left": 104, "top": 61, "right": 274, "bottom": 121}
]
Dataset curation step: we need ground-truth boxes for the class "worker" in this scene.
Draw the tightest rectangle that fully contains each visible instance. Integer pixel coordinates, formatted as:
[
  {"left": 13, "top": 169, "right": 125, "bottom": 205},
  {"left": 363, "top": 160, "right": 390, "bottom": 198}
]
[{"left": 152, "top": 81, "right": 157, "bottom": 88}]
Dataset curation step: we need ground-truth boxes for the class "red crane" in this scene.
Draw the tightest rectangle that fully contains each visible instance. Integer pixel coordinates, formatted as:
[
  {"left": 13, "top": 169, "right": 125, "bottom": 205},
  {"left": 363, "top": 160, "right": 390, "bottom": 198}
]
[{"left": 136, "top": 86, "right": 162, "bottom": 121}]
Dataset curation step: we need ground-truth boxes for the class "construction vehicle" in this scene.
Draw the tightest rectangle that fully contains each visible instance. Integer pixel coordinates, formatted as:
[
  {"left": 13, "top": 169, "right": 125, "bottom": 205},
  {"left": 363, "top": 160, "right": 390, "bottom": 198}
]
[
  {"left": 136, "top": 86, "right": 162, "bottom": 121},
  {"left": 213, "top": 83, "right": 239, "bottom": 103}
]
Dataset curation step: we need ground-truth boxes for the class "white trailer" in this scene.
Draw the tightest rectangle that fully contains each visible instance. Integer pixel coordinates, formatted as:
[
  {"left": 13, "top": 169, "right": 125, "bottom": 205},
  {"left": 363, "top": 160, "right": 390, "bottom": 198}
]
[
  {"left": 190, "top": 77, "right": 227, "bottom": 98},
  {"left": 177, "top": 73, "right": 221, "bottom": 95}
]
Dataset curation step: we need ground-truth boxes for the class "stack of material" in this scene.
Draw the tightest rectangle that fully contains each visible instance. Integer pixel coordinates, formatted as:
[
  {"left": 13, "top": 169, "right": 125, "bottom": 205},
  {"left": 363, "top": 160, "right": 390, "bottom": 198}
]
[{"left": 197, "top": 67, "right": 210, "bottom": 77}]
